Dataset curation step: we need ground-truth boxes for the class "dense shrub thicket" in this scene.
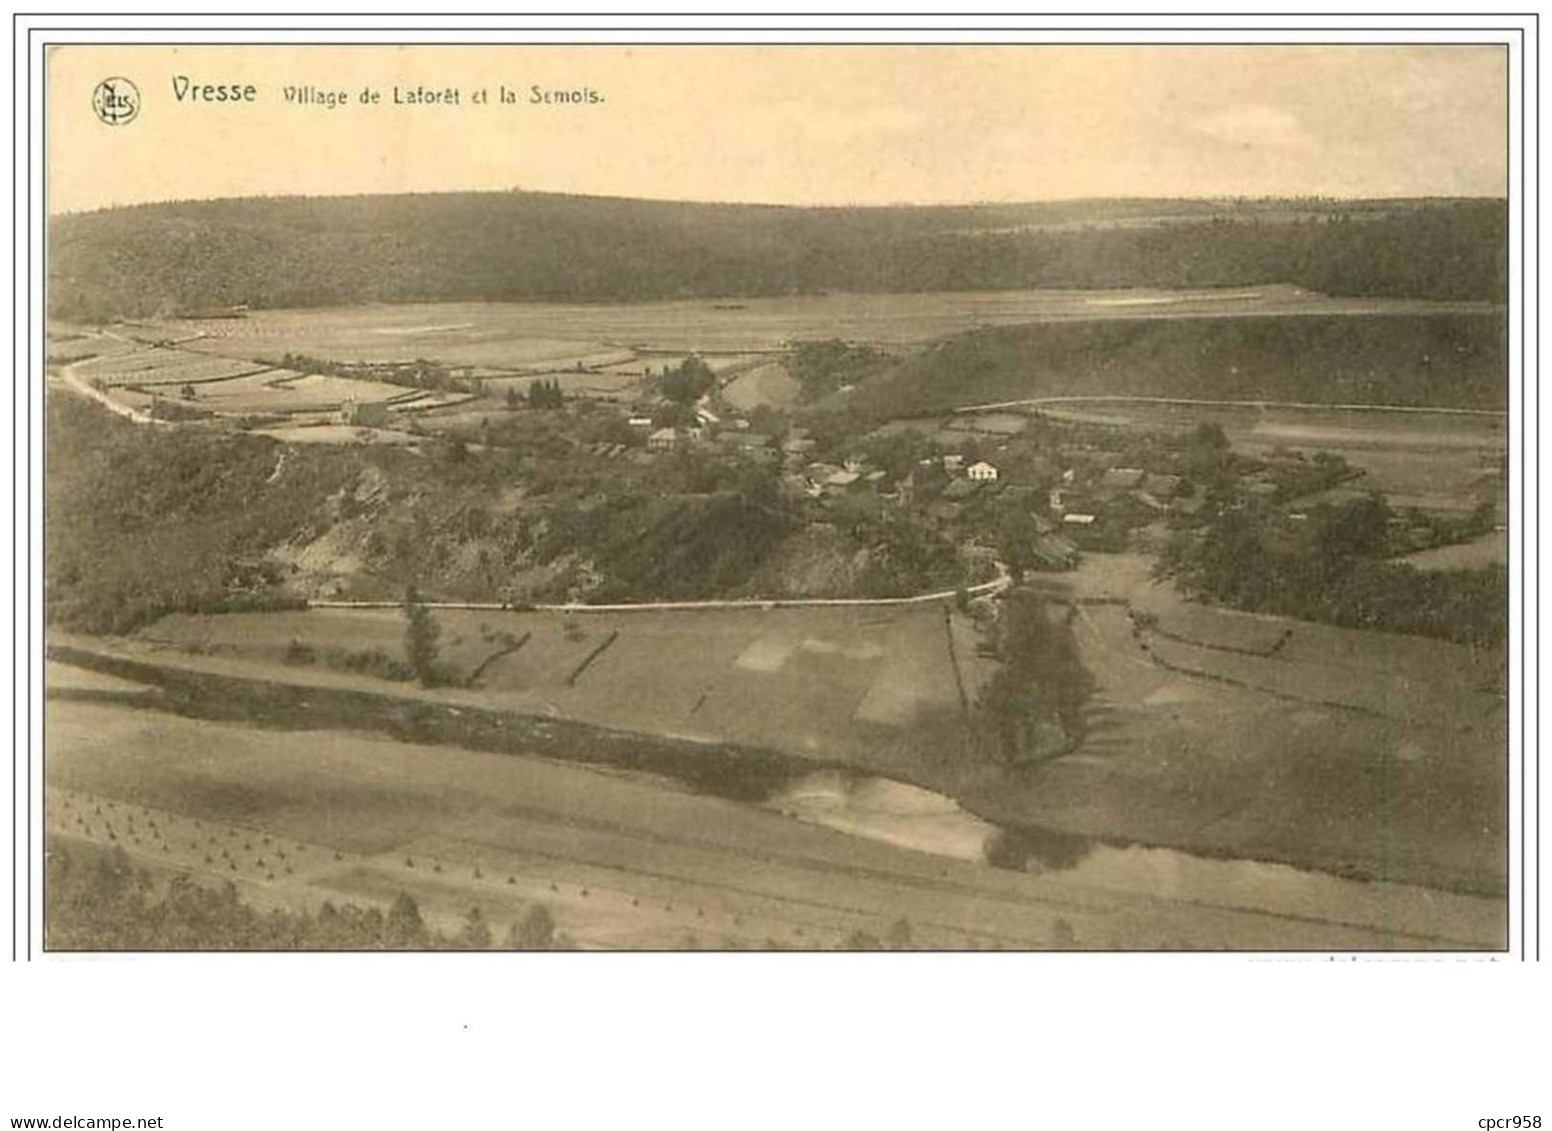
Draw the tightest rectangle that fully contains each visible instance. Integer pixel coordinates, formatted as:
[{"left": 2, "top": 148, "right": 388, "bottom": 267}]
[{"left": 1158, "top": 495, "right": 1506, "bottom": 648}]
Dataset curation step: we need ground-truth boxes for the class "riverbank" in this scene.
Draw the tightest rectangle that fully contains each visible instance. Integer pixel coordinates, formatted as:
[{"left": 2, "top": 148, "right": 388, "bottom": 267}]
[
  {"left": 43, "top": 693, "right": 1503, "bottom": 950},
  {"left": 47, "top": 611, "right": 1508, "bottom": 906}
]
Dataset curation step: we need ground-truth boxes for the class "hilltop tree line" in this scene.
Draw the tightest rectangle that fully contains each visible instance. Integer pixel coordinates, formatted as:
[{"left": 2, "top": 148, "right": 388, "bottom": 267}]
[{"left": 48, "top": 193, "right": 1506, "bottom": 322}]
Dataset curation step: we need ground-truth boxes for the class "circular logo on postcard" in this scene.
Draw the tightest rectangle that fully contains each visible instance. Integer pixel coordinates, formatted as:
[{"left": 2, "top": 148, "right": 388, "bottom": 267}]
[{"left": 91, "top": 77, "right": 140, "bottom": 126}]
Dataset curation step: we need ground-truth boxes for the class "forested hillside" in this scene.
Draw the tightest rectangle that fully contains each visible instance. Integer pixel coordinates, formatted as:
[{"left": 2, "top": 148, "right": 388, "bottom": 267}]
[
  {"left": 854, "top": 311, "right": 1508, "bottom": 416},
  {"left": 48, "top": 192, "right": 1506, "bottom": 321}
]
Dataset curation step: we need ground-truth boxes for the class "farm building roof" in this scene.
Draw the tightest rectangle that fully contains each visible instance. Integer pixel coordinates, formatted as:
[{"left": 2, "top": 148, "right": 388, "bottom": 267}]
[{"left": 1099, "top": 467, "right": 1146, "bottom": 490}]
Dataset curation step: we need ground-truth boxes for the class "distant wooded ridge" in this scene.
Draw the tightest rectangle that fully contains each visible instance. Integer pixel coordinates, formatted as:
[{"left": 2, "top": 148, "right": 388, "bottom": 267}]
[{"left": 47, "top": 192, "right": 1507, "bottom": 321}]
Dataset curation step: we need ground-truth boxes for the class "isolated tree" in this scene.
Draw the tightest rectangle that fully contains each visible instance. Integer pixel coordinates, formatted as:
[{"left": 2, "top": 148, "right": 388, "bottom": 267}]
[
  {"left": 402, "top": 586, "right": 443, "bottom": 687},
  {"left": 385, "top": 892, "right": 429, "bottom": 949},
  {"left": 659, "top": 356, "right": 715, "bottom": 405},
  {"left": 507, "top": 903, "right": 556, "bottom": 950},
  {"left": 455, "top": 906, "right": 493, "bottom": 950},
  {"left": 1191, "top": 421, "right": 1229, "bottom": 451},
  {"left": 977, "top": 592, "right": 1096, "bottom": 762}
]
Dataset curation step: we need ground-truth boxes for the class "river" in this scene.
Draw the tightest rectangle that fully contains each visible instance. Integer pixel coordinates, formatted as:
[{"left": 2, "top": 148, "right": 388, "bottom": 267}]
[{"left": 766, "top": 769, "right": 1504, "bottom": 945}]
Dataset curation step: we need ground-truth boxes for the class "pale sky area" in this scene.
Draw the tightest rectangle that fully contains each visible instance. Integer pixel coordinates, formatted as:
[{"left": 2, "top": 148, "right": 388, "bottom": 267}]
[{"left": 49, "top": 44, "right": 1507, "bottom": 213}]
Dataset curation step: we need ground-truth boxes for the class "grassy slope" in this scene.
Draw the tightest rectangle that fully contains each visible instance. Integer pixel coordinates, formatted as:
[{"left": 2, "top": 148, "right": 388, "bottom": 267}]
[{"left": 854, "top": 311, "right": 1507, "bottom": 415}]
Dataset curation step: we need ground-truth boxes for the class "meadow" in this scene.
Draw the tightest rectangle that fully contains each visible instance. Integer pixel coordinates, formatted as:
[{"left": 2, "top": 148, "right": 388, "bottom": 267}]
[
  {"left": 114, "top": 562, "right": 1507, "bottom": 901},
  {"left": 44, "top": 688, "right": 1500, "bottom": 950},
  {"left": 134, "top": 603, "right": 986, "bottom": 761},
  {"left": 1002, "top": 554, "right": 1507, "bottom": 898},
  {"left": 133, "top": 285, "right": 1493, "bottom": 359}
]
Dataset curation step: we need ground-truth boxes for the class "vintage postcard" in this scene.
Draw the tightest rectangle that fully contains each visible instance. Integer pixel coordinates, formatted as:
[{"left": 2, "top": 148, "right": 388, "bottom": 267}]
[{"left": 36, "top": 40, "right": 1514, "bottom": 956}]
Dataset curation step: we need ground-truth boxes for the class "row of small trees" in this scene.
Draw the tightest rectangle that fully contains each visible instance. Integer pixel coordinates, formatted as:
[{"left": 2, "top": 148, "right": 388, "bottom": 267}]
[
  {"left": 508, "top": 377, "right": 564, "bottom": 409},
  {"left": 44, "top": 838, "right": 564, "bottom": 951}
]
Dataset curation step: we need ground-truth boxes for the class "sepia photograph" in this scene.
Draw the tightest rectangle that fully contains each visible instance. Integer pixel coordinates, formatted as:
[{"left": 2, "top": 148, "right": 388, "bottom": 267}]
[{"left": 38, "top": 40, "right": 1513, "bottom": 955}]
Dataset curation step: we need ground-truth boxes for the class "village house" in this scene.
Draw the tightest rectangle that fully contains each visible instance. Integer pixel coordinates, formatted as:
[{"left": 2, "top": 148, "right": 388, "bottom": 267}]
[
  {"left": 1098, "top": 467, "right": 1146, "bottom": 493},
  {"left": 821, "top": 468, "right": 862, "bottom": 493},
  {"left": 648, "top": 427, "right": 680, "bottom": 453},
  {"left": 781, "top": 435, "right": 818, "bottom": 467},
  {"left": 718, "top": 432, "right": 776, "bottom": 462},
  {"left": 967, "top": 460, "right": 999, "bottom": 483}
]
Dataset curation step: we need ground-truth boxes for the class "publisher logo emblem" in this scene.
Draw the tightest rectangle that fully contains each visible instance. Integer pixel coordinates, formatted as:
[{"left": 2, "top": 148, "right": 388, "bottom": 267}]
[{"left": 92, "top": 77, "right": 140, "bottom": 126}]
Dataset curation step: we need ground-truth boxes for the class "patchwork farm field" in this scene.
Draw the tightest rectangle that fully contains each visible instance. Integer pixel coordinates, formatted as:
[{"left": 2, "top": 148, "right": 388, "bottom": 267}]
[
  {"left": 134, "top": 603, "right": 991, "bottom": 763},
  {"left": 95, "top": 558, "right": 1508, "bottom": 902},
  {"left": 997, "top": 554, "right": 1508, "bottom": 898},
  {"left": 130, "top": 285, "right": 1495, "bottom": 359},
  {"left": 55, "top": 286, "right": 1507, "bottom": 427}
]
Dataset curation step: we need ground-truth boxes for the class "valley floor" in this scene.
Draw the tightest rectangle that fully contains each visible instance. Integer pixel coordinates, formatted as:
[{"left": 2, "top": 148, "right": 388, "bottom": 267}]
[{"left": 44, "top": 696, "right": 1503, "bottom": 950}]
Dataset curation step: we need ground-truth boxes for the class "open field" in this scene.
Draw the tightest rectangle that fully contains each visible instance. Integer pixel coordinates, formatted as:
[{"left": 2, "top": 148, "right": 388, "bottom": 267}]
[
  {"left": 1032, "top": 398, "right": 1507, "bottom": 513},
  {"left": 169, "top": 312, "right": 628, "bottom": 371},
  {"left": 123, "top": 286, "right": 1497, "bottom": 360},
  {"left": 251, "top": 423, "right": 425, "bottom": 446},
  {"left": 723, "top": 360, "right": 801, "bottom": 410},
  {"left": 43, "top": 696, "right": 1502, "bottom": 949},
  {"left": 1003, "top": 554, "right": 1506, "bottom": 897},
  {"left": 77, "top": 554, "right": 1508, "bottom": 901},
  {"left": 71, "top": 349, "right": 268, "bottom": 388},
  {"left": 107, "top": 369, "right": 418, "bottom": 417},
  {"left": 474, "top": 370, "right": 644, "bottom": 399},
  {"left": 1400, "top": 530, "right": 1509, "bottom": 569},
  {"left": 134, "top": 603, "right": 985, "bottom": 759}
]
